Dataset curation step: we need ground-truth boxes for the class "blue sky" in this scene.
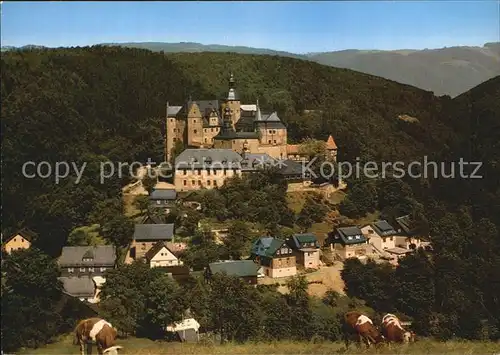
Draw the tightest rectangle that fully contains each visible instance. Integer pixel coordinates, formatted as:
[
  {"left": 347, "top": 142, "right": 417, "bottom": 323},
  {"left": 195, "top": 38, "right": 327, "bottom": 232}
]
[{"left": 1, "top": 1, "right": 499, "bottom": 53}]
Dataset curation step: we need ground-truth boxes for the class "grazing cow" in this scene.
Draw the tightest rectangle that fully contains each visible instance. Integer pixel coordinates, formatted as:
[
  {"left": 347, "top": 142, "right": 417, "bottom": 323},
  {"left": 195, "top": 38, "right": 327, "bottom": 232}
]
[
  {"left": 381, "top": 313, "right": 415, "bottom": 343},
  {"left": 74, "top": 317, "right": 122, "bottom": 355},
  {"left": 343, "top": 311, "right": 384, "bottom": 348}
]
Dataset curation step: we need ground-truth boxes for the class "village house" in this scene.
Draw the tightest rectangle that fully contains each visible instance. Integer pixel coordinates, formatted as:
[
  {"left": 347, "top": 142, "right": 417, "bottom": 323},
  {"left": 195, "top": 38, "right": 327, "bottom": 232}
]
[
  {"left": 325, "top": 226, "right": 369, "bottom": 260},
  {"left": 149, "top": 181, "right": 177, "bottom": 213},
  {"left": 251, "top": 237, "right": 297, "bottom": 278},
  {"left": 361, "top": 218, "right": 430, "bottom": 264},
  {"left": 394, "top": 214, "right": 430, "bottom": 250},
  {"left": 174, "top": 149, "right": 243, "bottom": 192},
  {"left": 361, "top": 220, "right": 398, "bottom": 252},
  {"left": 274, "top": 159, "right": 312, "bottom": 188},
  {"left": 125, "top": 223, "right": 175, "bottom": 263},
  {"left": 58, "top": 245, "right": 116, "bottom": 277},
  {"left": 58, "top": 246, "right": 116, "bottom": 303},
  {"left": 205, "top": 260, "right": 262, "bottom": 285},
  {"left": 144, "top": 241, "right": 182, "bottom": 268},
  {"left": 286, "top": 233, "right": 321, "bottom": 269},
  {"left": 2, "top": 228, "right": 36, "bottom": 255},
  {"left": 58, "top": 276, "right": 100, "bottom": 304}
]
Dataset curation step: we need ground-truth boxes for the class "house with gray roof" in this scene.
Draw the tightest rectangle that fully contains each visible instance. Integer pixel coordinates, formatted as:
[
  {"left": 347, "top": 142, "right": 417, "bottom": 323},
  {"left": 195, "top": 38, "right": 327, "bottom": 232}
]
[
  {"left": 361, "top": 220, "right": 398, "bottom": 253},
  {"left": 250, "top": 237, "right": 296, "bottom": 278},
  {"left": 205, "top": 260, "right": 262, "bottom": 285},
  {"left": 325, "top": 226, "right": 369, "bottom": 260},
  {"left": 59, "top": 245, "right": 116, "bottom": 277},
  {"left": 286, "top": 233, "right": 321, "bottom": 269},
  {"left": 174, "top": 149, "right": 244, "bottom": 191},
  {"left": 125, "top": 223, "right": 175, "bottom": 264},
  {"left": 149, "top": 186, "right": 177, "bottom": 211},
  {"left": 133, "top": 224, "right": 174, "bottom": 241},
  {"left": 58, "top": 276, "right": 97, "bottom": 303}
]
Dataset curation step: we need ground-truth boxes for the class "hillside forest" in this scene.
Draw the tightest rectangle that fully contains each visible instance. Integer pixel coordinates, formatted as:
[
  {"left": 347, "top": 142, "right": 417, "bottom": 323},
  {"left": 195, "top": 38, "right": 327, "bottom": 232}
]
[{"left": 1, "top": 46, "right": 500, "bottom": 350}]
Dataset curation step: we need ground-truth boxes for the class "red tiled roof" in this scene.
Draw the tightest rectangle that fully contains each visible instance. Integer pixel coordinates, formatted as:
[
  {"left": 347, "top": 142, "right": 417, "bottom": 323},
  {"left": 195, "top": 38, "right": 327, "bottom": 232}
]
[{"left": 326, "top": 135, "right": 337, "bottom": 150}]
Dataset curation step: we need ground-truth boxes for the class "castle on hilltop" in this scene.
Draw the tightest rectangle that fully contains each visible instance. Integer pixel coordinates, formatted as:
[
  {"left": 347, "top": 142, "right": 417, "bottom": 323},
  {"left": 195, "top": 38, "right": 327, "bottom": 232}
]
[{"left": 164, "top": 73, "right": 337, "bottom": 162}]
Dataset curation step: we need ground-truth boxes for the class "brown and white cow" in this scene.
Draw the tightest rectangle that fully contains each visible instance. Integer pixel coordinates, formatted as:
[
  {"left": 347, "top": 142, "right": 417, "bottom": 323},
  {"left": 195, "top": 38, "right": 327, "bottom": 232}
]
[
  {"left": 381, "top": 313, "right": 415, "bottom": 344},
  {"left": 342, "top": 311, "right": 385, "bottom": 348},
  {"left": 74, "top": 317, "right": 122, "bottom": 355}
]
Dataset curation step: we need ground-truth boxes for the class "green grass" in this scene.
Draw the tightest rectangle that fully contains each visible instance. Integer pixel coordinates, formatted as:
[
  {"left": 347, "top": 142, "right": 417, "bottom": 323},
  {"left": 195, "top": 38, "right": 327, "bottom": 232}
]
[{"left": 19, "top": 335, "right": 500, "bottom": 355}]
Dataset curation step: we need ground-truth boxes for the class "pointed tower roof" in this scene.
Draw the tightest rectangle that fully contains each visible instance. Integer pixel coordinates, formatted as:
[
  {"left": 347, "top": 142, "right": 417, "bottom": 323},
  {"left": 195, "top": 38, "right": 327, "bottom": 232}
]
[{"left": 326, "top": 135, "right": 337, "bottom": 150}]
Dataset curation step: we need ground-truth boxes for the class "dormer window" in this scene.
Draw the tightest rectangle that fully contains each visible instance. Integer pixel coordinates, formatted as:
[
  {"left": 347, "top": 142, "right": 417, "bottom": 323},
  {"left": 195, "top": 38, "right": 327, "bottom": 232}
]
[
  {"left": 348, "top": 236, "right": 353, "bottom": 240},
  {"left": 82, "top": 250, "right": 94, "bottom": 262}
]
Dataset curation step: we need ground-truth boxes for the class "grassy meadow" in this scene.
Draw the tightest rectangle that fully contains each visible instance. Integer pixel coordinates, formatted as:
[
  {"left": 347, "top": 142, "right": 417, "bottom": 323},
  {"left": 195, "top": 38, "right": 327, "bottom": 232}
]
[{"left": 17, "top": 335, "right": 500, "bottom": 355}]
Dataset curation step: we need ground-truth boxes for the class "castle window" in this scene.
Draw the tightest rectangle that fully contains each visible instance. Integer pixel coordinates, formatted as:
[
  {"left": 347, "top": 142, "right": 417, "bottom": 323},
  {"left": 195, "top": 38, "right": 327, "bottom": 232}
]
[
  {"left": 183, "top": 170, "right": 187, "bottom": 175},
  {"left": 268, "top": 140, "right": 271, "bottom": 144},
  {"left": 214, "top": 180, "right": 217, "bottom": 186},
  {"left": 274, "top": 140, "right": 277, "bottom": 144},
  {"left": 223, "top": 169, "right": 227, "bottom": 176},
  {"left": 173, "top": 138, "right": 176, "bottom": 142},
  {"left": 183, "top": 180, "right": 187, "bottom": 186},
  {"left": 198, "top": 180, "right": 201, "bottom": 186},
  {"left": 204, "top": 138, "right": 207, "bottom": 143},
  {"left": 211, "top": 128, "right": 214, "bottom": 132},
  {"left": 194, "top": 120, "right": 196, "bottom": 123},
  {"left": 192, "top": 180, "right": 195, "bottom": 185},
  {"left": 207, "top": 180, "right": 211, "bottom": 186},
  {"left": 68, "top": 268, "right": 74, "bottom": 273},
  {"left": 170, "top": 119, "right": 174, "bottom": 122},
  {"left": 233, "top": 140, "right": 236, "bottom": 144},
  {"left": 194, "top": 129, "right": 197, "bottom": 134}
]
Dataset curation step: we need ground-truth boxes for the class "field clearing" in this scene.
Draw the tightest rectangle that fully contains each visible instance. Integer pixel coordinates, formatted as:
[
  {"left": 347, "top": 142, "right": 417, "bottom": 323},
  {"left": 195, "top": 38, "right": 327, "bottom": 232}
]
[{"left": 18, "top": 335, "right": 500, "bottom": 355}]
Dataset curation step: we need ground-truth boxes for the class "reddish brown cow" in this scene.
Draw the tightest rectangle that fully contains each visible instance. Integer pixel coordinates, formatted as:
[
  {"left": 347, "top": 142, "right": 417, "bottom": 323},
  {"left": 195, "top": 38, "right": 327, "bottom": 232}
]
[
  {"left": 343, "top": 311, "right": 385, "bottom": 348},
  {"left": 381, "top": 313, "right": 416, "bottom": 344},
  {"left": 74, "top": 317, "right": 122, "bottom": 355}
]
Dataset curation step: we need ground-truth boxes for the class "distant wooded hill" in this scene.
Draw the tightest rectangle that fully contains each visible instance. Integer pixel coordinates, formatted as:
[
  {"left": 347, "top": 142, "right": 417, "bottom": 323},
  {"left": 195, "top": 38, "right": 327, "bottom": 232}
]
[{"left": 4, "top": 41, "right": 498, "bottom": 97}]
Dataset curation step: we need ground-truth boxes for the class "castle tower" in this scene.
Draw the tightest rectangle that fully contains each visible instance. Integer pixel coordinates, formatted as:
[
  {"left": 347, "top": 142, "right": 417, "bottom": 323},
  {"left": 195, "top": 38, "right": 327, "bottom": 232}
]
[
  {"left": 186, "top": 101, "right": 203, "bottom": 147},
  {"left": 326, "top": 135, "right": 338, "bottom": 161},
  {"left": 225, "top": 73, "right": 241, "bottom": 127}
]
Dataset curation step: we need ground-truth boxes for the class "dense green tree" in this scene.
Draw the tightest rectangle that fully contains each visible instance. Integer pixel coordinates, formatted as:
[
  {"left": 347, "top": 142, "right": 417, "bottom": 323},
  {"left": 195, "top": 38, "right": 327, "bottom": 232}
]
[
  {"left": 225, "top": 220, "right": 254, "bottom": 259},
  {"left": 207, "top": 273, "right": 262, "bottom": 343},
  {"left": 101, "top": 215, "right": 134, "bottom": 248},
  {"left": 142, "top": 274, "right": 186, "bottom": 338},
  {"left": 142, "top": 168, "right": 158, "bottom": 195},
  {"left": 296, "top": 193, "right": 329, "bottom": 230},
  {"left": 2, "top": 248, "right": 63, "bottom": 351},
  {"left": 285, "top": 275, "right": 313, "bottom": 340},
  {"left": 134, "top": 195, "right": 150, "bottom": 215}
]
